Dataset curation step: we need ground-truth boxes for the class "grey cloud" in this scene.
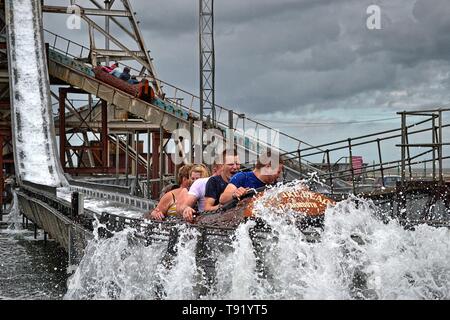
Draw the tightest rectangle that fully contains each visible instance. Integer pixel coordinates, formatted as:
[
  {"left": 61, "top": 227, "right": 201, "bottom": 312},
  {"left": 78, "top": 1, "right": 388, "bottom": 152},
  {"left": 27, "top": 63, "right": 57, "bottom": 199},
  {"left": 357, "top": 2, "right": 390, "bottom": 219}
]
[{"left": 43, "top": 0, "right": 450, "bottom": 130}]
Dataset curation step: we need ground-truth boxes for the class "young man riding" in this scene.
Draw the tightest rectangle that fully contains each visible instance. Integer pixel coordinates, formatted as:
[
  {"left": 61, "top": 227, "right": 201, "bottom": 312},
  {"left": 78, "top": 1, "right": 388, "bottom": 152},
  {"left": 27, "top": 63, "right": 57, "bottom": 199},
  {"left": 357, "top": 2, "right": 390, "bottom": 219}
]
[
  {"left": 219, "top": 150, "right": 283, "bottom": 204},
  {"left": 203, "top": 149, "right": 240, "bottom": 212}
]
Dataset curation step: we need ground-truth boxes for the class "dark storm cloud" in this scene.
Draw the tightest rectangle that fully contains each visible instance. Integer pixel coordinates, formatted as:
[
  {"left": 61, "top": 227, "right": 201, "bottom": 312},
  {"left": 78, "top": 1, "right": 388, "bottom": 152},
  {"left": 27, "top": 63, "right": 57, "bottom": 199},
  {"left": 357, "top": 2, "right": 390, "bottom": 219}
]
[{"left": 43, "top": 0, "right": 450, "bottom": 119}]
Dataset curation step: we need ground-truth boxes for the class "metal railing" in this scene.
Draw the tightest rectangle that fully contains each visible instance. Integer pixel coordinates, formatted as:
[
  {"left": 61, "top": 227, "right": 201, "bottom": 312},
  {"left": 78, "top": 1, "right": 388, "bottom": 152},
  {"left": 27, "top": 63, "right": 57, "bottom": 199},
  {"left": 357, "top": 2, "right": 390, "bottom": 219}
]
[{"left": 280, "top": 109, "right": 450, "bottom": 193}]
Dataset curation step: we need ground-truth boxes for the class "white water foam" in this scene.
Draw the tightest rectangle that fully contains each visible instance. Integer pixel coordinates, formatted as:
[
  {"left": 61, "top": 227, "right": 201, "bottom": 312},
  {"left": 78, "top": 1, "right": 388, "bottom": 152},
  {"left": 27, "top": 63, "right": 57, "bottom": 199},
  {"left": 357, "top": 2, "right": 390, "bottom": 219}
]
[
  {"left": 64, "top": 182, "right": 450, "bottom": 300},
  {"left": 56, "top": 188, "right": 146, "bottom": 219},
  {"left": 5, "top": 191, "right": 23, "bottom": 232},
  {"left": 7, "top": 0, "right": 67, "bottom": 187}
]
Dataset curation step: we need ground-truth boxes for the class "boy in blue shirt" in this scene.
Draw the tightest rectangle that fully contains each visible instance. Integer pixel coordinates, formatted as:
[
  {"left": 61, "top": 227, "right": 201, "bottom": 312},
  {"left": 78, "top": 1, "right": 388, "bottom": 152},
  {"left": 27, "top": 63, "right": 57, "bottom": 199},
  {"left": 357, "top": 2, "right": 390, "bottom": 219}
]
[{"left": 219, "top": 150, "right": 283, "bottom": 204}]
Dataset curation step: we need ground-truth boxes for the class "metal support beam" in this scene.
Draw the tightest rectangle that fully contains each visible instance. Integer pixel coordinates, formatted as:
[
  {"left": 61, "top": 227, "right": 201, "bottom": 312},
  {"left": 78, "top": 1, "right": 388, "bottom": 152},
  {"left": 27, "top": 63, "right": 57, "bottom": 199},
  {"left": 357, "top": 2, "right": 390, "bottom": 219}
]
[
  {"left": 115, "top": 134, "right": 120, "bottom": 177},
  {"left": 438, "top": 110, "right": 444, "bottom": 184},
  {"left": 147, "top": 129, "right": 150, "bottom": 199},
  {"left": 104, "top": 0, "right": 111, "bottom": 66},
  {"left": 159, "top": 126, "right": 164, "bottom": 194},
  {"left": 199, "top": 0, "right": 216, "bottom": 134},
  {"left": 42, "top": 5, "right": 131, "bottom": 17},
  {"left": 151, "top": 132, "right": 160, "bottom": 199},
  {"left": 0, "top": 134, "right": 3, "bottom": 220},
  {"left": 125, "top": 133, "right": 129, "bottom": 184},
  {"left": 59, "top": 89, "right": 67, "bottom": 169},
  {"left": 58, "top": 88, "right": 109, "bottom": 173},
  {"left": 400, "top": 112, "right": 406, "bottom": 186},
  {"left": 348, "top": 138, "right": 356, "bottom": 194}
]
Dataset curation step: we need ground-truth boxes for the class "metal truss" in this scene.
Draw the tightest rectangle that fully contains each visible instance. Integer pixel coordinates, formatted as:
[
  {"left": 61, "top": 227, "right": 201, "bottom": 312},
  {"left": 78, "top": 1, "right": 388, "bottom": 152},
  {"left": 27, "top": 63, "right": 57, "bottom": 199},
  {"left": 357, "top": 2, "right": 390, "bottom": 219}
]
[
  {"left": 43, "top": 0, "right": 162, "bottom": 95},
  {"left": 199, "top": 0, "right": 216, "bottom": 128}
]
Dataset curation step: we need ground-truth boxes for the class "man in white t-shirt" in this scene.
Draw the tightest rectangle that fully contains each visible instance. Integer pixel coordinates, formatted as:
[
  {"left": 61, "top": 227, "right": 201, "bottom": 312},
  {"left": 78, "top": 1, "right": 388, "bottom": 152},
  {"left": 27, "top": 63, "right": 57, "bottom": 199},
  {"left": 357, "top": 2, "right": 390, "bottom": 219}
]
[{"left": 176, "top": 163, "right": 222, "bottom": 222}]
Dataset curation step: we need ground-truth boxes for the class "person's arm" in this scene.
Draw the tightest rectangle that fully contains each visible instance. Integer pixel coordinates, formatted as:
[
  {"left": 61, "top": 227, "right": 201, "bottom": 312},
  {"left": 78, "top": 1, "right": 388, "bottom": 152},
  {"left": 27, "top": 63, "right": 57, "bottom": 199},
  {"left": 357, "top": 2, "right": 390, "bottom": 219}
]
[
  {"left": 176, "top": 192, "right": 198, "bottom": 222},
  {"left": 220, "top": 183, "right": 248, "bottom": 204},
  {"left": 204, "top": 197, "right": 221, "bottom": 212},
  {"left": 220, "top": 183, "right": 236, "bottom": 204},
  {"left": 144, "top": 192, "right": 172, "bottom": 220},
  {"left": 144, "top": 207, "right": 164, "bottom": 221},
  {"left": 204, "top": 178, "right": 220, "bottom": 212}
]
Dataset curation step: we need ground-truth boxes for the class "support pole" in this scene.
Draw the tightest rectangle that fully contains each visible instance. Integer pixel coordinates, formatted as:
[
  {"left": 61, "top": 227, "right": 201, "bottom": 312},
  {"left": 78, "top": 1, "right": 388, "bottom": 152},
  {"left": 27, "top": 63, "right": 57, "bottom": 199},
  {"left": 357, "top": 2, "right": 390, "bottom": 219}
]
[
  {"left": 199, "top": 0, "right": 216, "bottom": 131},
  {"left": 104, "top": 0, "right": 111, "bottom": 66},
  {"left": 125, "top": 133, "right": 129, "bottom": 185},
  {"left": 159, "top": 126, "right": 164, "bottom": 194},
  {"left": 432, "top": 115, "right": 436, "bottom": 182},
  {"left": 405, "top": 127, "right": 412, "bottom": 181},
  {"left": 152, "top": 131, "right": 160, "bottom": 199},
  {"left": 101, "top": 100, "right": 108, "bottom": 167},
  {"left": 59, "top": 89, "right": 67, "bottom": 171},
  {"left": 115, "top": 134, "right": 120, "bottom": 178},
  {"left": 400, "top": 112, "right": 406, "bottom": 187},
  {"left": 326, "top": 150, "right": 333, "bottom": 194},
  {"left": 438, "top": 110, "right": 444, "bottom": 185},
  {"left": 348, "top": 138, "right": 356, "bottom": 194},
  {"left": 189, "top": 118, "right": 194, "bottom": 164},
  {"left": 377, "top": 139, "right": 385, "bottom": 187},
  {"left": 147, "top": 129, "right": 150, "bottom": 199},
  {"left": 0, "top": 135, "right": 3, "bottom": 220},
  {"left": 134, "top": 131, "right": 139, "bottom": 195}
]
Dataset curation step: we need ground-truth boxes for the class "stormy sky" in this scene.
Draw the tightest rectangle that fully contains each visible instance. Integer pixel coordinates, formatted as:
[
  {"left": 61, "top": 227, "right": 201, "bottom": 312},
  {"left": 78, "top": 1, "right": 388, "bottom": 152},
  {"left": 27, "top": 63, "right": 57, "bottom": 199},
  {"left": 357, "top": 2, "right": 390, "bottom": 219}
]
[{"left": 43, "top": 0, "right": 450, "bottom": 164}]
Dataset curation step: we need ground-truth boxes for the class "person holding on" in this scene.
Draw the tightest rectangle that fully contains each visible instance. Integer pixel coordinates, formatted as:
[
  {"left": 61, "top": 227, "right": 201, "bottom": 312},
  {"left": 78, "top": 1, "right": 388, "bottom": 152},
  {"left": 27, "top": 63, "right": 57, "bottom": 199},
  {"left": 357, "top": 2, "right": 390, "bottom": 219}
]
[
  {"left": 128, "top": 75, "right": 140, "bottom": 84},
  {"left": 176, "top": 163, "right": 222, "bottom": 222},
  {"left": 138, "top": 78, "right": 155, "bottom": 103},
  {"left": 204, "top": 149, "right": 240, "bottom": 212},
  {"left": 119, "top": 67, "right": 131, "bottom": 81},
  {"left": 143, "top": 164, "right": 193, "bottom": 221},
  {"left": 110, "top": 65, "right": 123, "bottom": 78},
  {"left": 102, "top": 62, "right": 119, "bottom": 73},
  {"left": 219, "top": 150, "right": 283, "bottom": 204}
]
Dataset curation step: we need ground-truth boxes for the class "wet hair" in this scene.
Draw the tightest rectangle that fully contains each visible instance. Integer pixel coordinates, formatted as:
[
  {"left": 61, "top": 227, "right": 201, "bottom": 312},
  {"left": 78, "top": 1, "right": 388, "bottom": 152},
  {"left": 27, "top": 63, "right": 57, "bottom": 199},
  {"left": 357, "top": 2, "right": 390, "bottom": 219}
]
[
  {"left": 177, "top": 164, "right": 194, "bottom": 185},
  {"left": 255, "top": 149, "right": 283, "bottom": 170},
  {"left": 189, "top": 164, "right": 210, "bottom": 178}
]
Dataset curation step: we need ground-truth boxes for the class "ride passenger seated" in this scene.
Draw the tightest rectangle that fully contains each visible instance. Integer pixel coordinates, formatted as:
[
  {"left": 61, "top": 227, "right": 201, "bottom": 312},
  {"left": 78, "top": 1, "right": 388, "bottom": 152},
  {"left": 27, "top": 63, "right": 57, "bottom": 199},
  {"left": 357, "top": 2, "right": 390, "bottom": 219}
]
[
  {"left": 204, "top": 149, "right": 240, "bottom": 212},
  {"left": 128, "top": 75, "right": 140, "bottom": 85},
  {"left": 143, "top": 164, "right": 193, "bottom": 221},
  {"left": 219, "top": 150, "right": 284, "bottom": 204},
  {"left": 110, "top": 66, "right": 123, "bottom": 78},
  {"left": 138, "top": 78, "right": 155, "bottom": 103},
  {"left": 101, "top": 62, "right": 119, "bottom": 73},
  {"left": 176, "top": 163, "right": 221, "bottom": 222},
  {"left": 119, "top": 67, "right": 131, "bottom": 81}
]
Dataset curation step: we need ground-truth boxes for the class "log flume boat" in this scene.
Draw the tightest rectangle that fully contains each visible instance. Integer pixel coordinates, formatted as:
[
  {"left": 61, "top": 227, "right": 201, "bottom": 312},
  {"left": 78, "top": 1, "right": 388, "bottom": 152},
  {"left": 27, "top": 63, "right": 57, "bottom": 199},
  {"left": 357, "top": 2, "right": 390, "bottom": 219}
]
[
  {"left": 93, "top": 66, "right": 155, "bottom": 102},
  {"left": 194, "top": 184, "right": 335, "bottom": 229},
  {"left": 98, "top": 182, "right": 336, "bottom": 244}
]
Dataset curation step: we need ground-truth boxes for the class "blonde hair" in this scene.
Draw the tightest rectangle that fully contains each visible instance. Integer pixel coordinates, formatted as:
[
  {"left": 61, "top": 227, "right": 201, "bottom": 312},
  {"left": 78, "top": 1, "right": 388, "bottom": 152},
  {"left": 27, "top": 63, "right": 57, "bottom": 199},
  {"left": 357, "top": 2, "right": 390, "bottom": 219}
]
[
  {"left": 189, "top": 164, "right": 210, "bottom": 178},
  {"left": 177, "top": 164, "right": 194, "bottom": 185}
]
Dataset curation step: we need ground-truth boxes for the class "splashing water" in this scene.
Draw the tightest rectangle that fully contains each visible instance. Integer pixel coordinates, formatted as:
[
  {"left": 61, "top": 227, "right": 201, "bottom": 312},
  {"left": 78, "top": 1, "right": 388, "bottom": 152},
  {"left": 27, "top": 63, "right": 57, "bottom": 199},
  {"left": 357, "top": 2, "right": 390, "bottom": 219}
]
[
  {"left": 64, "top": 221, "right": 201, "bottom": 300},
  {"left": 6, "top": 191, "right": 23, "bottom": 231},
  {"left": 64, "top": 181, "right": 450, "bottom": 300}
]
